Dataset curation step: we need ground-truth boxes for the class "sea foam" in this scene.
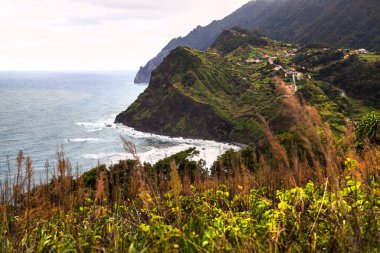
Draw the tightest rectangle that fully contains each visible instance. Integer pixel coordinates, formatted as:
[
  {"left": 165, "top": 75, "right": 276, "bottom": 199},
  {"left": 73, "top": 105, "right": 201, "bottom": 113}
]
[{"left": 76, "top": 120, "right": 240, "bottom": 168}]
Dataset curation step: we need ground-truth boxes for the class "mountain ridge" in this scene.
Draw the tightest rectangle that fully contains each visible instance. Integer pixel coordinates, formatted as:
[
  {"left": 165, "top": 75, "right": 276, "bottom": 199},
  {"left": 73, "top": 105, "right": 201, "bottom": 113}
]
[
  {"left": 135, "top": 0, "right": 380, "bottom": 83},
  {"left": 118, "top": 28, "right": 379, "bottom": 145}
]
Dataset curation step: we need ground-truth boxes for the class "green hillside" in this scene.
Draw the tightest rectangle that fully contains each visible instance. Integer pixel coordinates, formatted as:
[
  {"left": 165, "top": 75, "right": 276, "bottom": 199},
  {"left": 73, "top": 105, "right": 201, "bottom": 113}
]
[
  {"left": 135, "top": 0, "right": 380, "bottom": 83},
  {"left": 117, "top": 28, "right": 379, "bottom": 145},
  {"left": 3, "top": 29, "right": 379, "bottom": 251}
]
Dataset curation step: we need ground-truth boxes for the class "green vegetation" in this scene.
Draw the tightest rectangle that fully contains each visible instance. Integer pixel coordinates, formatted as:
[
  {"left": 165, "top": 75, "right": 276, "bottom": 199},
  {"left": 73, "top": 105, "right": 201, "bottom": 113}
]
[
  {"left": 2, "top": 25, "right": 380, "bottom": 252},
  {"left": 118, "top": 28, "right": 379, "bottom": 146},
  {"left": 210, "top": 28, "right": 268, "bottom": 54},
  {"left": 360, "top": 53, "right": 380, "bottom": 63},
  {"left": 356, "top": 111, "right": 380, "bottom": 147},
  {"left": 1, "top": 133, "right": 379, "bottom": 252},
  {"left": 2, "top": 102, "right": 380, "bottom": 252},
  {"left": 293, "top": 49, "right": 344, "bottom": 68},
  {"left": 1, "top": 173, "right": 379, "bottom": 252},
  {"left": 135, "top": 0, "right": 380, "bottom": 83},
  {"left": 318, "top": 55, "right": 380, "bottom": 109}
]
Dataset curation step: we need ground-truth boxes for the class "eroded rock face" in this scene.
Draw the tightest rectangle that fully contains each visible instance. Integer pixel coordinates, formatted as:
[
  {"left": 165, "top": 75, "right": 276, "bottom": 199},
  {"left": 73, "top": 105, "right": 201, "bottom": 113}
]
[
  {"left": 118, "top": 43, "right": 263, "bottom": 144},
  {"left": 115, "top": 89, "right": 234, "bottom": 142}
]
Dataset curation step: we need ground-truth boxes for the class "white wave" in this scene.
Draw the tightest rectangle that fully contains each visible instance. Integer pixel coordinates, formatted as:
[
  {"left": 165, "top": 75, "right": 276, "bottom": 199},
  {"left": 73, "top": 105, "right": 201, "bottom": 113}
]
[
  {"left": 78, "top": 115, "right": 241, "bottom": 168},
  {"left": 82, "top": 152, "right": 129, "bottom": 160},
  {"left": 69, "top": 138, "right": 103, "bottom": 143},
  {"left": 75, "top": 120, "right": 115, "bottom": 132},
  {"left": 75, "top": 121, "right": 105, "bottom": 128},
  {"left": 114, "top": 123, "right": 237, "bottom": 147},
  {"left": 81, "top": 143, "right": 238, "bottom": 168},
  {"left": 86, "top": 128, "right": 103, "bottom": 132}
]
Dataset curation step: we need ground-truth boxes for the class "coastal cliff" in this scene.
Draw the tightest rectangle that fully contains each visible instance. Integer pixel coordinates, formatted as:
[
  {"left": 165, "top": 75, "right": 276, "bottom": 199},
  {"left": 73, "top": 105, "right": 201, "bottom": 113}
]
[{"left": 118, "top": 28, "right": 379, "bottom": 145}]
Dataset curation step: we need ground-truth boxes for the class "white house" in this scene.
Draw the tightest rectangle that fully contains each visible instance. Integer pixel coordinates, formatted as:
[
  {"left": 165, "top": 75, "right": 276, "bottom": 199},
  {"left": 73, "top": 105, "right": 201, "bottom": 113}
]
[{"left": 356, "top": 49, "right": 369, "bottom": 54}]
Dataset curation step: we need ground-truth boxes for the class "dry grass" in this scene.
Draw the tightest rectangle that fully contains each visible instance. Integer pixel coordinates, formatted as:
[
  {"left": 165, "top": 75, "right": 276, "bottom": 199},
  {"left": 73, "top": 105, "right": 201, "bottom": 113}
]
[{"left": 0, "top": 115, "right": 378, "bottom": 252}]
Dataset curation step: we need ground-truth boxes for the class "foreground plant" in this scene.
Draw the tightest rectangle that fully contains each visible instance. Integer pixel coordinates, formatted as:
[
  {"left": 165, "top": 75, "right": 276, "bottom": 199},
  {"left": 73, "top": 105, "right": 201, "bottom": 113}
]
[{"left": 0, "top": 155, "right": 379, "bottom": 252}]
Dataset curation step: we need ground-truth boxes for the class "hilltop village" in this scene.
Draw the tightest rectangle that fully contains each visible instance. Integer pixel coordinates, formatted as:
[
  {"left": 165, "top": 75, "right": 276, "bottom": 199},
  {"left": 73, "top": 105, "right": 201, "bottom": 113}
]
[{"left": 241, "top": 46, "right": 372, "bottom": 98}]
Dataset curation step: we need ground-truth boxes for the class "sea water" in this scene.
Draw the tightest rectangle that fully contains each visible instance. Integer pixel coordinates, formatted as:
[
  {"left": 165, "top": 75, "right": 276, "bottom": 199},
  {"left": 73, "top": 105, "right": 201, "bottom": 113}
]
[{"left": 0, "top": 71, "right": 238, "bottom": 181}]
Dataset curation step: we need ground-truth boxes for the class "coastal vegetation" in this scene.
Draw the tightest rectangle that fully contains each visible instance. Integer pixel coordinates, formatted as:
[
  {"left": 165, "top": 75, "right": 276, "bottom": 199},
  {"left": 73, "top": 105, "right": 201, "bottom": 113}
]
[
  {"left": 117, "top": 28, "right": 379, "bottom": 147},
  {"left": 0, "top": 115, "right": 379, "bottom": 252},
  {"left": 1, "top": 20, "right": 380, "bottom": 253}
]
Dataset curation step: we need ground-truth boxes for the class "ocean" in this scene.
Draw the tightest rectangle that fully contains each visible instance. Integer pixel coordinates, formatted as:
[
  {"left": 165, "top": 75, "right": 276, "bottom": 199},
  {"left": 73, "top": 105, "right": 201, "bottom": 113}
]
[{"left": 0, "top": 71, "right": 237, "bottom": 181}]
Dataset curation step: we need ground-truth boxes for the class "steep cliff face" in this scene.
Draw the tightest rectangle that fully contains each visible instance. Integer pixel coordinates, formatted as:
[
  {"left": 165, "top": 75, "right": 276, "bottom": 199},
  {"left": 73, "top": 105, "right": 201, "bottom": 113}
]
[
  {"left": 118, "top": 45, "right": 263, "bottom": 144},
  {"left": 115, "top": 86, "right": 236, "bottom": 141},
  {"left": 119, "top": 28, "right": 379, "bottom": 144},
  {"left": 134, "top": 0, "right": 380, "bottom": 83},
  {"left": 119, "top": 30, "right": 276, "bottom": 144}
]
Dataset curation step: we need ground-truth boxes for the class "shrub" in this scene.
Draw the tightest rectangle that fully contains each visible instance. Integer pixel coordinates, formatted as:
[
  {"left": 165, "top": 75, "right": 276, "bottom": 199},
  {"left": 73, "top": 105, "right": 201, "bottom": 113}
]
[{"left": 356, "top": 111, "right": 380, "bottom": 146}]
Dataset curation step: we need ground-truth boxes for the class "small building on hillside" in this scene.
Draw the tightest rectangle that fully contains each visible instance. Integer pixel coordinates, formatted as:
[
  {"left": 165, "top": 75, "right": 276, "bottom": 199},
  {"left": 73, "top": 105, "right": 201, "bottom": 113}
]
[
  {"left": 356, "top": 49, "right": 369, "bottom": 54},
  {"left": 246, "top": 58, "right": 262, "bottom": 64}
]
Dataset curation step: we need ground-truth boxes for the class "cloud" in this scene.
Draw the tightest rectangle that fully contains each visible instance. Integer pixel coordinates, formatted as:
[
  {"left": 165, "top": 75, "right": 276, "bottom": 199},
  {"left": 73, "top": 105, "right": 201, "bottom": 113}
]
[
  {"left": 50, "top": 0, "right": 172, "bottom": 27},
  {"left": 37, "top": 0, "right": 248, "bottom": 28},
  {"left": 0, "top": 0, "right": 250, "bottom": 70},
  {"left": 52, "top": 10, "right": 164, "bottom": 26},
  {"left": 75, "top": 0, "right": 170, "bottom": 10}
]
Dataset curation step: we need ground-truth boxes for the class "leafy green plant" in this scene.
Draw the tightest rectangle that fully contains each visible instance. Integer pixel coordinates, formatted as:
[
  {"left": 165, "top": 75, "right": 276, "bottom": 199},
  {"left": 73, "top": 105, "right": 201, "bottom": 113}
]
[{"left": 356, "top": 111, "right": 380, "bottom": 146}]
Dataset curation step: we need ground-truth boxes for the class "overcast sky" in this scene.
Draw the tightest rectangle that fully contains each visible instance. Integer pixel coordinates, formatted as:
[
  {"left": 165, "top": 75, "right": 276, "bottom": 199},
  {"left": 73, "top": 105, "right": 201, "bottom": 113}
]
[{"left": 0, "top": 0, "right": 250, "bottom": 71}]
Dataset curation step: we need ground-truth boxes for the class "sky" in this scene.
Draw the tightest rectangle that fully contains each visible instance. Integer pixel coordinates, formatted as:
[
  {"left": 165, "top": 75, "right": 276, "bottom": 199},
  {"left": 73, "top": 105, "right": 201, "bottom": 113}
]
[{"left": 0, "top": 0, "right": 250, "bottom": 71}]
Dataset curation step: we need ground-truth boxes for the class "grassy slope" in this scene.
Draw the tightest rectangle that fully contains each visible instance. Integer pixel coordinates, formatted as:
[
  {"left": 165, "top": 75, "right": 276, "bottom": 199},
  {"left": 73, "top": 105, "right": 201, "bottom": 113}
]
[{"left": 117, "top": 29, "right": 379, "bottom": 145}]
